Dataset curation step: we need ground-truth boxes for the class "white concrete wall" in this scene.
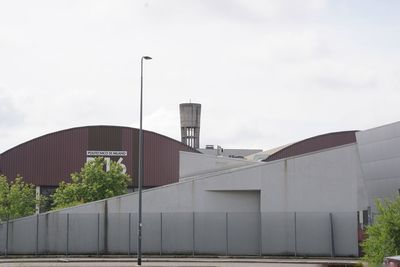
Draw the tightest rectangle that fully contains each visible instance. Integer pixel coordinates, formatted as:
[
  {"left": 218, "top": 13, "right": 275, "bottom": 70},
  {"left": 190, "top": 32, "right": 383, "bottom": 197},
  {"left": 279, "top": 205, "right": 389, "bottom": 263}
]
[
  {"left": 61, "top": 143, "right": 364, "bottom": 214},
  {"left": 356, "top": 121, "right": 400, "bottom": 211},
  {"left": 179, "top": 151, "right": 258, "bottom": 179},
  {"left": 260, "top": 144, "right": 365, "bottom": 212},
  {"left": 60, "top": 178, "right": 261, "bottom": 214}
]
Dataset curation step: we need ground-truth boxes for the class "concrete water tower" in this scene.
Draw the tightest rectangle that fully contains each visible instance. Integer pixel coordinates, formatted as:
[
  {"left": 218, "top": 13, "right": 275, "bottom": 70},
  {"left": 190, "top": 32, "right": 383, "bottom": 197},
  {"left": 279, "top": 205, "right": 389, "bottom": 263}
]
[{"left": 180, "top": 103, "right": 201, "bottom": 149}]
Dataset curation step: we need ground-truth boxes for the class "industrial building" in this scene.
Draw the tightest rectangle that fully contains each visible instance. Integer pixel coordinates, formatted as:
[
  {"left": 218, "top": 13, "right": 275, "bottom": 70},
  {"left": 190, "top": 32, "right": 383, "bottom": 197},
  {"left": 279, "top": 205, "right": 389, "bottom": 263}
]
[
  {"left": 1, "top": 121, "right": 399, "bottom": 256},
  {"left": 0, "top": 125, "right": 198, "bottom": 196}
]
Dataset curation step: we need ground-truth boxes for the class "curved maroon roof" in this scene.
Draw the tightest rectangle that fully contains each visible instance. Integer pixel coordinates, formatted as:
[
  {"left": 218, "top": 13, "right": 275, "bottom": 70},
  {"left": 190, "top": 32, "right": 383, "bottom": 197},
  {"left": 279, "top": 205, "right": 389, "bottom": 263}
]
[
  {"left": 0, "top": 126, "right": 198, "bottom": 187},
  {"left": 264, "top": 131, "right": 358, "bottom": 162}
]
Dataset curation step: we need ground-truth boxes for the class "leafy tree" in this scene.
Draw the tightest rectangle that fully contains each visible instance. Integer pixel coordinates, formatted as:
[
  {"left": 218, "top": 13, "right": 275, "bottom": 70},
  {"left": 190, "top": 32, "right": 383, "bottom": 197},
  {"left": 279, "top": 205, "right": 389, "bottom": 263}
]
[
  {"left": 362, "top": 197, "right": 400, "bottom": 264},
  {"left": 0, "top": 175, "right": 39, "bottom": 220},
  {"left": 52, "top": 157, "right": 131, "bottom": 209}
]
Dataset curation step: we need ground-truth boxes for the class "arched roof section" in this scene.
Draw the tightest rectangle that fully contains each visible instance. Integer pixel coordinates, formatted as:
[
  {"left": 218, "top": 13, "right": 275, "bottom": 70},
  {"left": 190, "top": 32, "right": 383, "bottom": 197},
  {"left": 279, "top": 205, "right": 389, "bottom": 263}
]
[
  {"left": 263, "top": 131, "right": 358, "bottom": 162},
  {"left": 0, "top": 126, "right": 197, "bottom": 155},
  {"left": 0, "top": 126, "right": 198, "bottom": 187}
]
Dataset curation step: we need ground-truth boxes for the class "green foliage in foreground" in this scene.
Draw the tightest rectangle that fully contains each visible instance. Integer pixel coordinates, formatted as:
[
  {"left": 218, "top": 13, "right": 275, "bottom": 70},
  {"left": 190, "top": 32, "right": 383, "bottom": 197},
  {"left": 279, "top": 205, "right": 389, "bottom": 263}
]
[
  {"left": 0, "top": 175, "right": 39, "bottom": 220},
  {"left": 362, "top": 196, "right": 400, "bottom": 264},
  {"left": 51, "top": 157, "right": 131, "bottom": 210}
]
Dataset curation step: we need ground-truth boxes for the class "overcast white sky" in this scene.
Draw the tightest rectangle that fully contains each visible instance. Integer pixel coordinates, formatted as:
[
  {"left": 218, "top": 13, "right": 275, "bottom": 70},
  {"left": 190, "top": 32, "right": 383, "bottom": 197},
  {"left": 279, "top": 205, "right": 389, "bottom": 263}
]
[{"left": 1, "top": 0, "right": 400, "bottom": 153}]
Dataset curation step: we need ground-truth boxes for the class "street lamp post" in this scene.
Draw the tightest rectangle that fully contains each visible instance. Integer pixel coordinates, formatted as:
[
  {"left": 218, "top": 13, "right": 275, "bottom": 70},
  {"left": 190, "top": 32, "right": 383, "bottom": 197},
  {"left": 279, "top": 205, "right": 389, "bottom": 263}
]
[{"left": 138, "top": 55, "right": 152, "bottom": 266}]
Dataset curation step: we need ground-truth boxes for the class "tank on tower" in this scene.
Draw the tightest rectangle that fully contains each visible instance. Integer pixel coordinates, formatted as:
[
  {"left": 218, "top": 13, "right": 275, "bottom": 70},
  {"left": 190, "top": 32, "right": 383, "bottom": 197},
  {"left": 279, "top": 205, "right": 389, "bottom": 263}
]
[{"left": 180, "top": 103, "right": 201, "bottom": 149}]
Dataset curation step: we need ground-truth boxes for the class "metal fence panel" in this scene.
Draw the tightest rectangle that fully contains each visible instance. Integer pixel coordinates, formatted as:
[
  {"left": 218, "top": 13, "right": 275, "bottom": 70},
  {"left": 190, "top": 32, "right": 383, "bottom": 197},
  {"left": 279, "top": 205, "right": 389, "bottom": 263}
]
[
  {"left": 296, "top": 212, "right": 331, "bottom": 256},
  {"left": 142, "top": 213, "right": 161, "bottom": 254},
  {"left": 332, "top": 212, "right": 358, "bottom": 256},
  {"left": 68, "top": 214, "right": 100, "bottom": 254},
  {"left": 227, "top": 212, "right": 260, "bottom": 255},
  {"left": 161, "top": 213, "right": 193, "bottom": 254},
  {"left": 129, "top": 213, "right": 138, "bottom": 255},
  {"left": 107, "top": 213, "right": 129, "bottom": 254},
  {"left": 0, "top": 211, "right": 359, "bottom": 256},
  {"left": 262, "top": 212, "right": 295, "bottom": 255},
  {"left": 194, "top": 212, "right": 226, "bottom": 255},
  {"left": 7, "top": 216, "right": 36, "bottom": 254},
  {"left": 0, "top": 222, "right": 6, "bottom": 254},
  {"left": 38, "top": 213, "right": 68, "bottom": 254}
]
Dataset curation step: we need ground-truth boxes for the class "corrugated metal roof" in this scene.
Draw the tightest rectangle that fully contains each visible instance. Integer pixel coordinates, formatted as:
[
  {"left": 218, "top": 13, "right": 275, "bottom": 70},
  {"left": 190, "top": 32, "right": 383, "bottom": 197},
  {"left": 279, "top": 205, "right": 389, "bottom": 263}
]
[
  {"left": 245, "top": 144, "right": 293, "bottom": 161},
  {"left": 0, "top": 126, "right": 198, "bottom": 187},
  {"left": 263, "top": 131, "right": 358, "bottom": 162}
]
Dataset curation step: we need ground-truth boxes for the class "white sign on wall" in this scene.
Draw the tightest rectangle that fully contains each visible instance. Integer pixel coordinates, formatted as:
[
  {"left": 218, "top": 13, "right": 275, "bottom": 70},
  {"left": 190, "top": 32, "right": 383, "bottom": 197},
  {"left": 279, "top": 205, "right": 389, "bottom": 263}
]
[
  {"left": 86, "top": 151, "right": 127, "bottom": 174},
  {"left": 86, "top": 151, "right": 127, "bottom": 157}
]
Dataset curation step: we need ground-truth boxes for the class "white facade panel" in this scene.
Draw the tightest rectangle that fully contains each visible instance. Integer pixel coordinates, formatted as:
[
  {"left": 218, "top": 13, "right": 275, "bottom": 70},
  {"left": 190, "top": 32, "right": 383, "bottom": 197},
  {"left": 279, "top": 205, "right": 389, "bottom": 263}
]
[
  {"left": 261, "top": 144, "right": 363, "bottom": 212},
  {"left": 356, "top": 121, "right": 400, "bottom": 211},
  {"left": 357, "top": 136, "right": 400, "bottom": 163},
  {"left": 361, "top": 158, "right": 400, "bottom": 181},
  {"left": 356, "top": 121, "right": 400, "bottom": 145},
  {"left": 365, "top": 178, "right": 400, "bottom": 200}
]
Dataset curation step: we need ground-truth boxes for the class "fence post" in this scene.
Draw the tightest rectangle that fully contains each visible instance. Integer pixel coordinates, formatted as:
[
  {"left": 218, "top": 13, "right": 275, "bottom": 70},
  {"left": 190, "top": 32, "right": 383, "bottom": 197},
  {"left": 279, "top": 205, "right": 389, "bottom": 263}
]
[
  {"left": 329, "top": 213, "right": 335, "bottom": 257},
  {"left": 36, "top": 214, "right": 39, "bottom": 256},
  {"left": 367, "top": 206, "right": 372, "bottom": 225},
  {"left": 104, "top": 201, "right": 108, "bottom": 254},
  {"left": 259, "top": 212, "right": 262, "bottom": 256},
  {"left": 97, "top": 213, "right": 100, "bottom": 256},
  {"left": 192, "top": 212, "right": 195, "bottom": 256},
  {"left": 294, "top": 212, "right": 297, "bottom": 257},
  {"left": 128, "top": 213, "right": 131, "bottom": 256},
  {"left": 5, "top": 219, "right": 8, "bottom": 257},
  {"left": 66, "top": 213, "right": 69, "bottom": 257},
  {"left": 160, "top": 212, "right": 163, "bottom": 256},
  {"left": 225, "top": 212, "right": 229, "bottom": 256}
]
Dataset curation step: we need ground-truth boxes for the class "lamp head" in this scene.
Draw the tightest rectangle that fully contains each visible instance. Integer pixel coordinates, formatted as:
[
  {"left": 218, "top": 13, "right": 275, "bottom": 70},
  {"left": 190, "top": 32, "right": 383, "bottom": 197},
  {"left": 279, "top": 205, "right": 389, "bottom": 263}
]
[{"left": 143, "top": 56, "right": 152, "bottom": 60}]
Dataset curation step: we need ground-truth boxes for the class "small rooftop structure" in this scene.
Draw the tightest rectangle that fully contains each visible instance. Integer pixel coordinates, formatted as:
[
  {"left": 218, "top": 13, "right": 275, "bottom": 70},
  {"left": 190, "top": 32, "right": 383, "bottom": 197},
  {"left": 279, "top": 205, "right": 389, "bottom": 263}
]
[{"left": 198, "top": 146, "right": 262, "bottom": 158}]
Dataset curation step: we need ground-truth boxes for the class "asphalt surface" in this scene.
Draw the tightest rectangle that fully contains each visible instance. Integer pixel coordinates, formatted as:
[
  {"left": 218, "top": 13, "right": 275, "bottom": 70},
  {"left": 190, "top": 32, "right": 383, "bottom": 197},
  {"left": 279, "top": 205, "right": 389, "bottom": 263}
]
[{"left": 0, "top": 257, "right": 362, "bottom": 267}]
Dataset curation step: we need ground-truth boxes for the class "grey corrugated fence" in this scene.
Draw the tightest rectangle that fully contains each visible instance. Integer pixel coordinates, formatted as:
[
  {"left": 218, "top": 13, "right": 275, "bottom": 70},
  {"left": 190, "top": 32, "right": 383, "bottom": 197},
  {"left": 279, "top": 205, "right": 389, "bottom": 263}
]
[{"left": 0, "top": 212, "right": 358, "bottom": 257}]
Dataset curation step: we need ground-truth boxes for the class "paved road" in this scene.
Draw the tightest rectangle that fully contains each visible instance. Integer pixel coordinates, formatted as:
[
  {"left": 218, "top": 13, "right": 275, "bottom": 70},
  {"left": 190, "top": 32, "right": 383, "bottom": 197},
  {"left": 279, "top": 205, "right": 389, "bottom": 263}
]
[{"left": 0, "top": 257, "right": 361, "bottom": 267}]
